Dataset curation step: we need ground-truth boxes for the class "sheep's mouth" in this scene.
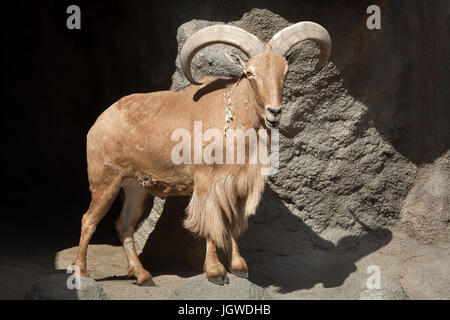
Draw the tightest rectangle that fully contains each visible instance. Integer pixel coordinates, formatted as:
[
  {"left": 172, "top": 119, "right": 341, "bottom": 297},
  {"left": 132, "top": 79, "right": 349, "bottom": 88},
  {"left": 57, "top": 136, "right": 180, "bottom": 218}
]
[{"left": 265, "top": 118, "right": 279, "bottom": 128}]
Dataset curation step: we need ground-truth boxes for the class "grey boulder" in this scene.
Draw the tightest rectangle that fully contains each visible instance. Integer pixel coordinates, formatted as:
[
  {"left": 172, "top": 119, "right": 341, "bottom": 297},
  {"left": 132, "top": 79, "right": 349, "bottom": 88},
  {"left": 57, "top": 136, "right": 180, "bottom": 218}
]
[
  {"left": 27, "top": 272, "right": 109, "bottom": 300},
  {"left": 169, "top": 273, "right": 264, "bottom": 300}
]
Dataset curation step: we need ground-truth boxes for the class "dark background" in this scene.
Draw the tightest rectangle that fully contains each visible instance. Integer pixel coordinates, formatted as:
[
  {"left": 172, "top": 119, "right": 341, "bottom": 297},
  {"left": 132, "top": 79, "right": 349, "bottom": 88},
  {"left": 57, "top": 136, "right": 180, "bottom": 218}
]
[
  {"left": 2, "top": 0, "right": 288, "bottom": 243},
  {"left": 1, "top": 0, "right": 449, "bottom": 299},
  {"left": 2, "top": 0, "right": 386, "bottom": 246}
]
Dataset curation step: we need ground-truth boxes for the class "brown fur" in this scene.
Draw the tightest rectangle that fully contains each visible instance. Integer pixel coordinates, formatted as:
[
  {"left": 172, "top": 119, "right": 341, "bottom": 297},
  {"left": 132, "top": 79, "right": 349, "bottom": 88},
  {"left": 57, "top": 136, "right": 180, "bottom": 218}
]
[{"left": 185, "top": 164, "right": 267, "bottom": 250}]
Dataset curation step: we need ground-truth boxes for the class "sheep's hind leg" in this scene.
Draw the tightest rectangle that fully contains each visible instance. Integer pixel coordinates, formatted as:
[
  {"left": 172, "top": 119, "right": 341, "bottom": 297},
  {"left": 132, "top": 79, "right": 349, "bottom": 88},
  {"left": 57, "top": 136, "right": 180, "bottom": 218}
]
[
  {"left": 228, "top": 235, "right": 248, "bottom": 279},
  {"left": 204, "top": 237, "right": 229, "bottom": 285},
  {"left": 115, "top": 179, "right": 154, "bottom": 286},
  {"left": 73, "top": 173, "right": 123, "bottom": 277}
]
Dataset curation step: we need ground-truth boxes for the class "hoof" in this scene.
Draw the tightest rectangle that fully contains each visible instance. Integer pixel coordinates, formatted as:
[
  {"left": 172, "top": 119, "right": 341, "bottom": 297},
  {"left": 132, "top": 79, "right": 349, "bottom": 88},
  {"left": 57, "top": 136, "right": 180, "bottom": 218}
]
[
  {"left": 230, "top": 270, "right": 248, "bottom": 279},
  {"left": 136, "top": 278, "right": 156, "bottom": 287},
  {"left": 208, "top": 275, "right": 228, "bottom": 286},
  {"left": 71, "top": 264, "right": 89, "bottom": 277},
  {"left": 135, "top": 269, "right": 153, "bottom": 286},
  {"left": 205, "top": 262, "right": 228, "bottom": 286}
]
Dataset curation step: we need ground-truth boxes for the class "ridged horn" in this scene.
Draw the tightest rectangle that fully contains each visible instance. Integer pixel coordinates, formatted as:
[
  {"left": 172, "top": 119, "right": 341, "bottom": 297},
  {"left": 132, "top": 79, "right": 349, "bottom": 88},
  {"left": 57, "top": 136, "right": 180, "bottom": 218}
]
[
  {"left": 180, "top": 25, "right": 264, "bottom": 85},
  {"left": 269, "top": 21, "right": 331, "bottom": 70}
]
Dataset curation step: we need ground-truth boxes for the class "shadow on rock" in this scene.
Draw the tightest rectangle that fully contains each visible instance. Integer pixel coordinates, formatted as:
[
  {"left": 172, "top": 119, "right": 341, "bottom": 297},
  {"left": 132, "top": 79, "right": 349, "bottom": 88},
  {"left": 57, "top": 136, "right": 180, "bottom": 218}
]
[
  {"left": 332, "top": 1, "right": 450, "bottom": 166},
  {"left": 137, "top": 185, "right": 391, "bottom": 294},
  {"left": 239, "top": 186, "right": 392, "bottom": 293},
  {"left": 139, "top": 196, "right": 205, "bottom": 278}
]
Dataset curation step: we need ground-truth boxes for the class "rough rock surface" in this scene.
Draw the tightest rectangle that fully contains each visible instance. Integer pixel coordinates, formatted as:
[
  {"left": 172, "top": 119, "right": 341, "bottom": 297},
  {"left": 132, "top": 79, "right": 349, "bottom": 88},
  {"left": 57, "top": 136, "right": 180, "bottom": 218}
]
[
  {"left": 169, "top": 273, "right": 264, "bottom": 300},
  {"left": 135, "top": 6, "right": 449, "bottom": 257},
  {"left": 359, "top": 276, "right": 408, "bottom": 300},
  {"left": 47, "top": 233, "right": 448, "bottom": 300},
  {"left": 129, "top": 6, "right": 449, "bottom": 300},
  {"left": 134, "top": 197, "right": 166, "bottom": 254},
  {"left": 400, "top": 151, "right": 450, "bottom": 244},
  {"left": 27, "top": 273, "right": 109, "bottom": 300},
  {"left": 169, "top": 8, "right": 440, "bottom": 238}
]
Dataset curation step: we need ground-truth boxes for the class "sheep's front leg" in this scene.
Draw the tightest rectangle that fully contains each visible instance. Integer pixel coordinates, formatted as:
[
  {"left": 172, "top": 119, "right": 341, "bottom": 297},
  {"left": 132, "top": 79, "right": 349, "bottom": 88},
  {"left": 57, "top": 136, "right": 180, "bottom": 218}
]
[
  {"left": 204, "top": 237, "right": 229, "bottom": 285},
  {"left": 228, "top": 236, "right": 248, "bottom": 279}
]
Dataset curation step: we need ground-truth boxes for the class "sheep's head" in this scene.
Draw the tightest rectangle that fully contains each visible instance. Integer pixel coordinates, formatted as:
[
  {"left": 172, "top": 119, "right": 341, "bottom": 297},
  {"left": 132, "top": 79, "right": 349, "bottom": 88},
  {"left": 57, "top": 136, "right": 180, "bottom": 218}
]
[
  {"left": 180, "top": 22, "right": 331, "bottom": 129},
  {"left": 224, "top": 44, "right": 287, "bottom": 128}
]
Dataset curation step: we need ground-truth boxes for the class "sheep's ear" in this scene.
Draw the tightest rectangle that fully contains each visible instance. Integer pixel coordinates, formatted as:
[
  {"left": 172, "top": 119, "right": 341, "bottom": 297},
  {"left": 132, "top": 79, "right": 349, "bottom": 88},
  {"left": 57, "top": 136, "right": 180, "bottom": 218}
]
[{"left": 224, "top": 51, "right": 247, "bottom": 70}]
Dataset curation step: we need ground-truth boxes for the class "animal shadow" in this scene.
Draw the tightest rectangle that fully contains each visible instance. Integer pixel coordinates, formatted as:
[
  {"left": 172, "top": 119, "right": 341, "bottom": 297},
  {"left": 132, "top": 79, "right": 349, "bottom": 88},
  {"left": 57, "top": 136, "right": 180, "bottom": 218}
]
[
  {"left": 138, "top": 185, "right": 391, "bottom": 293},
  {"left": 240, "top": 186, "right": 392, "bottom": 293},
  {"left": 139, "top": 196, "right": 205, "bottom": 277}
]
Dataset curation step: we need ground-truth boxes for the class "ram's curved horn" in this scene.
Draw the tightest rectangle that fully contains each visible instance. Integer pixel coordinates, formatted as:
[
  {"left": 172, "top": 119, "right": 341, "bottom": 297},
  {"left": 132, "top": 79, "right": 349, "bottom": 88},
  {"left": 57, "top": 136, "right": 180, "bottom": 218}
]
[
  {"left": 180, "top": 25, "right": 264, "bottom": 85},
  {"left": 269, "top": 21, "right": 331, "bottom": 71}
]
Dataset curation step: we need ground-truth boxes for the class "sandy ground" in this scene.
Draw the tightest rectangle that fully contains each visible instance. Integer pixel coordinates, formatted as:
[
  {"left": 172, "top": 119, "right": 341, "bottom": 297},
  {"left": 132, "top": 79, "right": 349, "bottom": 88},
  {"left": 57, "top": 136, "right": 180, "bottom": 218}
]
[{"left": 2, "top": 227, "right": 447, "bottom": 300}]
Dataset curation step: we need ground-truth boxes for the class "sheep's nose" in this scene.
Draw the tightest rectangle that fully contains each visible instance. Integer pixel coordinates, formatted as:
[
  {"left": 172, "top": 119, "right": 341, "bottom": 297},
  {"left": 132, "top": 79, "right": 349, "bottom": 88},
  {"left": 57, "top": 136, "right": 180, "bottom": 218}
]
[{"left": 267, "top": 107, "right": 282, "bottom": 116}]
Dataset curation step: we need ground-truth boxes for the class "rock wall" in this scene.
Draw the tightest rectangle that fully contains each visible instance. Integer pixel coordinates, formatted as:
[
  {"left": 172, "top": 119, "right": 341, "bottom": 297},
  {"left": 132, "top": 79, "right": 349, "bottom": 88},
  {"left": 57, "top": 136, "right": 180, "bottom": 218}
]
[
  {"left": 171, "top": 9, "right": 418, "bottom": 235},
  {"left": 136, "top": 2, "right": 449, "bottom": 268}
]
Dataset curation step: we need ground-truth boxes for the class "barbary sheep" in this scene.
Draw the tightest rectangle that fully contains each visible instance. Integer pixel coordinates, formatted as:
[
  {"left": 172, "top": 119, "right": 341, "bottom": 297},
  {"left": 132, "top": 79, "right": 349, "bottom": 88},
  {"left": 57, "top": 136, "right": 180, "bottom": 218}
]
[{"left": 72, "top": 22, "right": 331, "bottom": 286}]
